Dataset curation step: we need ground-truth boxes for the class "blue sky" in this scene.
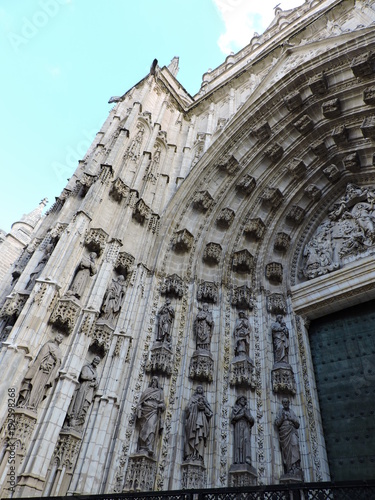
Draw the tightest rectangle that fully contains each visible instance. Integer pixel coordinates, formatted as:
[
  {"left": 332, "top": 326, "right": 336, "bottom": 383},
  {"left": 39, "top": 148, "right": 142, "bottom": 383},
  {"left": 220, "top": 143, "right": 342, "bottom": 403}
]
[{"left": 0, "top": 0, "right": 303, "bottom": 233}]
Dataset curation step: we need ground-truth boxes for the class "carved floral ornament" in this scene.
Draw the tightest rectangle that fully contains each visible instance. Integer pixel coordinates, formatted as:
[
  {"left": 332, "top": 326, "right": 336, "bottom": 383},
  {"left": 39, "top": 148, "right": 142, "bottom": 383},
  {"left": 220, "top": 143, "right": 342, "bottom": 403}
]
[{"left": 302, "top": 183, "right": 375, "bottom": 280}]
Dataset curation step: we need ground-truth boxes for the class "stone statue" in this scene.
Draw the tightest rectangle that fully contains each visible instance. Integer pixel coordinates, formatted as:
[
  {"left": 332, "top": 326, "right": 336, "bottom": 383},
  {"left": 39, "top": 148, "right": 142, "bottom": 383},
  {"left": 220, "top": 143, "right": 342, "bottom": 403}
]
[
  {"left": 65, "top": 356, "right": 100, "bottom": 429},
  {"left": 100, "top": 275, "right": 126, "bottom": 323},
  {"left": 156, "top": 299, "right": 174, "bottom": 346},
  {"left": 274, "top": 398, "right": 302, "bottom": 478},
  {"left": 193, "top": 303, "right": 214, "bottom": 351},
  {"left": 136, "top": 376, "right": 166, "bottom": 456},
  {"left": 26, "top": 244, "right": 53, "bottom": 291},
  {"left": 184, "top": 385, "right": 213, "bottom": 463},
  {"left": 233, "top": 311, "right": 250, "bottom": 357},
  {"left": 272, "top": 315, "right": 289, "bottom": 365},
  {"left": 17, "top": 334, "right": 63, "bottom": 410},
  {"left": 67, "top": 252, "right": 97, "bottom": 299},
  {"left": 231, "top": 396, "right": 254, "bottom": 465}
]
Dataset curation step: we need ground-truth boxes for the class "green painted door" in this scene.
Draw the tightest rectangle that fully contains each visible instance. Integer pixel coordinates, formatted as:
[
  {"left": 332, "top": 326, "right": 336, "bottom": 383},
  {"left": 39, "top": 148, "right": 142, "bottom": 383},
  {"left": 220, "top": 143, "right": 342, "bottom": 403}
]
[{"left": 309, "top": 300, "right": 375, "bottom": 481}]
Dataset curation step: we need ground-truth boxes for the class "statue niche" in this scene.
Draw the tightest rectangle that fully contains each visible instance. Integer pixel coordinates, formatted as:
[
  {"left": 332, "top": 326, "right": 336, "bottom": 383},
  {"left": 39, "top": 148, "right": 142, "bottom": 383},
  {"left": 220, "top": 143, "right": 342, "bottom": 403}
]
[
  {"left": 64, "top": 356, "right": 100, "bottom": 430},
  {"left": 189, "top": 304, "right": 214, "bottom": 382},
  {"left": 67, "top": 252, "right": 97, "bottom": 300},
  {"left": 229, "top": 396, "right": 257, "bottom": 486},
  {"left": 271, "top": 316, "right": 296, "bottom": 395},
  {"left": 146, "top": 299, "right": 174, "bottom": 376},
  {"left": 230, "top": 311, "right": 255, "bottom": 388},
  {"left": 17, "top": 334, "right": 63, "bottom": 411},
  {"left": 99, "top": 275, "right": 126, "bottom": 325},
  {"left": 26, "top": 244, "right": 53, "bottom": 291}
]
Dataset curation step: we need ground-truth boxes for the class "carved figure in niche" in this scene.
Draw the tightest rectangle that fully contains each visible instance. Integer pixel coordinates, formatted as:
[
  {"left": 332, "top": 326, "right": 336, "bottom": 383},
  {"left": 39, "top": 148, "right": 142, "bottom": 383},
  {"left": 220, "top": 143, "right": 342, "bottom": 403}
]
[
  {"left": 17, "top": 334, "right": 63, "bottom": 410},
  {"left": 275, "top": 398, "right": 302, "bottom": 478},
  {"left": 26, "top": 244, "right": 53, "bottom": 291},
  {"left": 193, "top": 303, "right": 214, "bottom": 351},
  {"left": 65, "top": 356, "right": 100, "bottom": 429},
  {"left": 231, "top": 396, "right": 254, "bottom": 465},
  {"left": 156, "top": 298, "right": 174, "bottom": 346},
  {"left": 67, "top": 252, "right": 97, "bottom": 299},
  {"left": 136, "top": 376, "right": 166, "bottom": 456},
  {"left": 184, "top": 385, "right": 213, "bottom": 463},
  {"left": 272, "top": 315, "right": 289, "bottom": 365},
  {"left": 100, "top": 275, "right": 126, "bottom": 323},
  {"left": 233, "top": 311, "right": 250, "bottom": 357}
]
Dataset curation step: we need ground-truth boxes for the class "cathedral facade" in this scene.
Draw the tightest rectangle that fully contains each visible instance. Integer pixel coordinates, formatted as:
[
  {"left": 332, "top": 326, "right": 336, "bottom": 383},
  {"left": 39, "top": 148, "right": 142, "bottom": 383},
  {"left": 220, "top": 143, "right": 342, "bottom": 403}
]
[{"left": 0, "top": 0, "right": 374, "bottom": 496}]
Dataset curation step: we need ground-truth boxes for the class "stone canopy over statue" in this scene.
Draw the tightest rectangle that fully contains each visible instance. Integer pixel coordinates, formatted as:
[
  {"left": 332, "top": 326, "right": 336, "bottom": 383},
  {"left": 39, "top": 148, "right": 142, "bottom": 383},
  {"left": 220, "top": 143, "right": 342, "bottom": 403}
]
[
  {"left": 184, "top": 385, "right": 213, "bottom": 464},
  {"left": 17, "top": 334, "right": 63, "bottom": 411},
  {"left": 303, "top": 183, "right": 375, "bottom": 280},
  {"left": 274, "top": 398, "right": 303, "bottom": 481}
]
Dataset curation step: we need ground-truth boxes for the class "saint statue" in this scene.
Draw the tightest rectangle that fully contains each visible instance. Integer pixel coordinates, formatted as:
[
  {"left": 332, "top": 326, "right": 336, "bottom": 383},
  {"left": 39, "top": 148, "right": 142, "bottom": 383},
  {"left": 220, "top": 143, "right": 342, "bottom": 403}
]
[
  {"left": 156, "top": 299, "right": 175, "bottom": 346},
  {"left": 136, "top": 376, "right": 166, "bottom": 456},
  {"left": 233, "top": 311, "right": 251, "bottom": 357},
  {"left": 231, "top": 396, "right": 254, "bottom": 465},
  {"left": 67, "top": 252, "right": 97, "bottom": 299},
  {"left": 26, "top": 244, "right": 53, "bottom": 291},
  {"left": 193, "top": 303, "right": 214, "bottom": 351},
  {"left": 100, "top": 275, "right": 126, "bottom": 323},
  {"left": 184, "top": 385, "right": 213, "bottom": 463},
  {"left": 17, "top": 334, "right": 63, "bottom": 410},
  {"left": 271, "top": 315, "right": 289, "bottom": 365},
  {"left": 65, "top": 356, "right": 100, "bottom": 429},
  {"left": 274, "top": 398, "right": 302, "bottom": 477}
]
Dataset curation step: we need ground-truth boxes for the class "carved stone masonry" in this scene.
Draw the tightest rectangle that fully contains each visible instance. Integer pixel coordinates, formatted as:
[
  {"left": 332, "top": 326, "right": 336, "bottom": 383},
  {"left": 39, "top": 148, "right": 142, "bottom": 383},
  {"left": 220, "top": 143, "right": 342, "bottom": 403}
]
[
  {"left": 190, "top": 305, "right": 214, "bottom": 382},
  {"left": 181, "top": 462, "right": 206, "bottom": 489},
  {"left": 110, "top": 178, "right": 130, "bottom": 202},
  {"left": 1, "top": 408, "right": 37, "bottom": 459},
  {"left": 230, "top": 312, "right": 255, "bottom": 388},
  {"left": 236, "top": 174, "right": 256, "bottom": 194},
  {"left": 189, "top": 351, "right": 214, "bottom": 382},
  {"left": 309, "top": 72, "right": 328, "bottom": 95},
  {"left": 91, "top": 322, "right": 114, "bottom": 356},
  {"left": 192, "top": 191, "right": 213, "bottom": 211},
  {"left": 287, "top": 158, "right": 307, "bottom": 179},
  {"left": 332, "top": 124, "right": 348, "bottom": 145},
  {"left": 85, "top": 228, "right": 108, "bottom": 256},
  {"left": 146, "top": 344, "right": 173, "bottom": 376},
  {"left": 232, "top": 249, "right": 254, "bottom": 273},
  {"left": 124, "top": 455, "right": 157, "bottom": 492},
  {"left": 286, "top": 205, "right": 305, "bottom": 225},
  {"left": 197, "top": 281, "right": 218, "bottom": 303},
  {"left": 284, "top": 90, "right": 303, "bottom": 111},
  {"left": 115, "top": 251, "right": 135, "bottom": 278},
  {"left": 173, "top": 229, "right": 194, "bottom": 252},
  {"left": 343, "top": 151, "right": 361, "bottom": 173},
  {"left": 244, "top": 218, "right": 265, "bottom": 240},
  {"left": 261, "top": 187, "right": 283, "bottom": 208},
  {"left": 49, "top": 297, "right": 80, "bottom": 334},
  {"left": 360, "top": 116, "right": 375, "bottom": 139},
  {"left": 99, "top": 164, "right": 113, "bottom": 184},
  {"left": 323, "top": 164, "right": 341, "bottom": 182},
  {"left": 363, "top": 86, "right": 375, "bottom": 105},
  {"left": 350, "top": 52, "right": 375, "bottom": 78},
  {"left": 322, "top": 98, "right": 341, "bottom": 118},
  {"left": 304, "top": 184, "right": 322, "bottom": 202},
  {"left": 203, "top": 242, "right": 222, "bottom": 264},
  {"left": 133, "top": 199, "right": 152, "bottom": 224},
  {"left": 52, "top": 431, "right": 82, "bottom": 474},
  {"left": 231, "top": 285, "right": 254, "bottom": 310},
  {"left": 265, "top": 262, "right": 283, "bottom": 283},
  {"left": 271, "top": 316, "right": 296, "bottom": 396},
  {"left": 272, "top": 367, "right": 297, "bottom": 395},
  {"left": 265, "top": 143, "right": 284, "bottom": 162},
  {"left": 266, "top": 293, "right": 287, "bottom": 315},
  {"left": 160, "top": 274, "right": 184, "bottom": 298},
  {"left": 293, "top": 115, "right": 314, "bottom": 135},
  {"left": 216, "top": 207, "right": 235, "bottom": 228},
  {"left": 274, "top": 232, "right": 291, "bottom": 251},
  {"left": 253, "top": 121, "right": 271, "bottom": 141},
  {"left": 0, "top": 292, "right": 29, "bottom": 319},
  {"left": 218, "top": 155, "right": 239, "bottom": 175},
  {"left": 77, "top": 173, "right": 96, "bottom": 195},
  {"left": 310, "top": 140, "right": 328, "bottom": 157}
]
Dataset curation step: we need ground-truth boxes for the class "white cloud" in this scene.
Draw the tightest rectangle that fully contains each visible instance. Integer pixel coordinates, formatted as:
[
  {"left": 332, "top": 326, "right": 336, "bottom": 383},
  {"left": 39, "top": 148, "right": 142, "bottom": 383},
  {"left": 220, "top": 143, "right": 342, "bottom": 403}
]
[{"left": 213, "top": 0, "right": 305, "bottom": 54}]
